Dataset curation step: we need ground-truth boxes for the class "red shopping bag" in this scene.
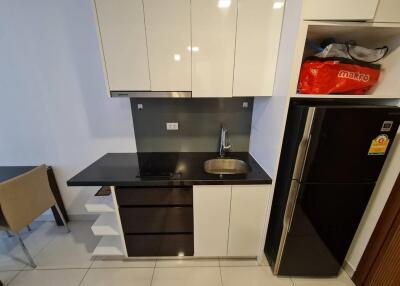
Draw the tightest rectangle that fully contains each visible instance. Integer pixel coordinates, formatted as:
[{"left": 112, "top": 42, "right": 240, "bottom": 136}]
[{"left": 298, "top": 57, "right": 381, "bottom": 95}]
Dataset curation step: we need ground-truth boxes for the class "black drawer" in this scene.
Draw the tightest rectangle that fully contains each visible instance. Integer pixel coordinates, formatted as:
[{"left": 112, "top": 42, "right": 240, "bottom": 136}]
[
  {"left": 125, "top": 234, "right": 194, "bottom": 256},
  {"left": 115, "top": 187, "right": 193, "bottom": 206},
  {"left": 119, "top": 207, "right": 193, "bottom": 234}
]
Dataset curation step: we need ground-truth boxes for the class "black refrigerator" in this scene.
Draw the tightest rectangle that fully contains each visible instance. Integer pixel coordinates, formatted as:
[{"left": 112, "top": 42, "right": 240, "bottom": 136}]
[{"left": 265, "top": 101, "right": 400, "bottom": 276}]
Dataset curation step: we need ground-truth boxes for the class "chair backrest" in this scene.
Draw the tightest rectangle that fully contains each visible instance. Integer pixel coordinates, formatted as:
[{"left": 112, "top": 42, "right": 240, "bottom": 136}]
[{"left": 0, "top": 165, "right": 56, "bottom": 233}]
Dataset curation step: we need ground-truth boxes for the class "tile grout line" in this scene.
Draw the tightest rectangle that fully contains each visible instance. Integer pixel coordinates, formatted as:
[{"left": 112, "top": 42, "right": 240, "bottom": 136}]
[
  {"left": 5, "top": 269, "right": 23, "bottom": 285},
  {"left": 77, "top": 267, "right": 91, "bottom": 286},
  {"left": 219, "top": 265, "right": 224, "bottom": 286},
  {"left": 289, "top": 276, "right": 296, "bottom": 286},
  {"left": 149, "top": 260, "right": 156, "bottom": 286},
  {"left": 218, "top": 258, "right": 223, "bottom": 286},
  {"left": 78, "top": 258, "right": 94, "bottom": 286}
]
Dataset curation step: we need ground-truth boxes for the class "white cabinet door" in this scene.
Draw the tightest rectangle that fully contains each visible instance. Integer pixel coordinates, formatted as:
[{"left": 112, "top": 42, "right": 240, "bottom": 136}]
[
  {"left": 374, "top": 0, "right": 400, "bottom": 23},
  {"left": 193, "top": 185, "right": 231, "bottom": 256},
  {"left": 95, "top": 0, "right": 150, "bottom": 91},
  {"left": 228, "top": 185, "right": 269, "bottom": 257},
  {"left": 143, "top": 0, "right": 191, "bottom": 91},
  {"left": 233, "top": 0, "right": 285, "bottom": 97},
  {"left": 192, "top": 0, "right": 238, "bottom": 97},
  {"left": 302, "top": 0, "right": 379, "bottom": 21}
]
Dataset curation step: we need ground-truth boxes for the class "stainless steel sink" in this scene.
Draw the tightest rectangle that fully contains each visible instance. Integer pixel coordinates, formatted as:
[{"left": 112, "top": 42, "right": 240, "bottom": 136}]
[{"left": 204, "top": 158, "right": 249, "bottom": 175}]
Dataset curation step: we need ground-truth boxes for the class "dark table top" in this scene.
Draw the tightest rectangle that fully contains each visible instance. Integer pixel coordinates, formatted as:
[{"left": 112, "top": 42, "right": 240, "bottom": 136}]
[
  {"left": 0, "top": 166, "right": 37, "bottom": 183},
  {"left": 67, "top": 152, "right": 272, "bottom": 187}
]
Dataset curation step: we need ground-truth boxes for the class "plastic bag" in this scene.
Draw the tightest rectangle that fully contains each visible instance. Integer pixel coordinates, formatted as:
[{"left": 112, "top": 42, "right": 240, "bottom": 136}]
[{"left": 298, "top": 42, "right": 388, "bottom": 95}]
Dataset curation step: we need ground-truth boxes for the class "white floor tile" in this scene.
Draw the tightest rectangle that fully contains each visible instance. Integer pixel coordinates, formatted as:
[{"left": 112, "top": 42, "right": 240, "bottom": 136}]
[
  {"left": 0, "top": 271, "right": 19, "bottom": 285},
  {"left": 0, "top": 251, "right": 29, "bottom": 272},
  {"left": 152, "top": 267, "right": 222, "bottom": 286},
  {"left": 156, "top": 258, "right": 219, "bottom": 267},
  {"left": 221, "top": 266, "right": 293, "bottom": 286},
  {"left": 220, "top": 258, "right": 260, "bottom": 267},
  {"left": 8, "top": 269, "right": 87, "bottom": 286},
  {"left": 92, "top": 257, "right": 156, "bottom": 268},
  {"left": 291, "top": 271, "right": 355, "bottom": 286},
  {"left": 80, "top": 268, "right": 153, "bottom": 286},
  {"left": 0, "top": 222, "right": 61, "bottom": 271},
  {"left": 30, "top": 222, "right": 99, "bottom": 269}
]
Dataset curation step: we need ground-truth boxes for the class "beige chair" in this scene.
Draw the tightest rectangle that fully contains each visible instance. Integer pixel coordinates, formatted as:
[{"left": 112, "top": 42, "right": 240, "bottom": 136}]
[{"left": 0, "top": 165, "right": 69, "bottom": 268}]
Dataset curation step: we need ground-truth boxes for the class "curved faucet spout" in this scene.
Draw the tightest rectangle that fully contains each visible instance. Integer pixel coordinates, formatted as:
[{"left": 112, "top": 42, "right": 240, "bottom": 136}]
[{"left": 219, "top": 126, "right": 232, "bottom": 157}]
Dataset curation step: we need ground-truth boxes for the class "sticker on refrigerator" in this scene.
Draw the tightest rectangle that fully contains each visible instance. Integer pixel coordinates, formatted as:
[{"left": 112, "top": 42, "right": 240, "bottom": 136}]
[
  {"left": 381, "top": 121, "right": 393, "bottom": 132},
  {"left": 368, "top": 134, "right": 390, "bottom": 156}
]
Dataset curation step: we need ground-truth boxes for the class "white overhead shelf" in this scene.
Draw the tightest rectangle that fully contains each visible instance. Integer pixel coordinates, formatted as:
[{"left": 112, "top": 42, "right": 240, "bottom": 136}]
[
  {"left": 85, "top": 195, "right": 115, "bottom": 213},
  {"left": 293, "top": 94, "right": 400, "bottom": 99},
  {"left": 291, "top": 21, "right": 400, "bottom": 99},
  {"left": 91, "top": 213, "right": 120, "bottom": 236},
  {"left": 93, "top": 236, "right": 124, "bottom": 256}
]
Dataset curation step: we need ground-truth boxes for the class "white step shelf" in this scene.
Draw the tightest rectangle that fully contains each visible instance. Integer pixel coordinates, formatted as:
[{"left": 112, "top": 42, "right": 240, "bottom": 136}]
[
  {"left": 91, "top": 213, "right": 120, "bottom": 236},
  {"left": 93, "top": 236, "right": 124, "bottom": 256},
  {"left": 85, "top": 195, "right": 115, "bottom": 213}
]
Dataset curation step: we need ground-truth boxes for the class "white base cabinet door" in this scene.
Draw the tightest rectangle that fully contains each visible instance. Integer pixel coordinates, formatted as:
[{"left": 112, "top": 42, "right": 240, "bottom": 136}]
[
  {"left": 227, "top": 185, "right": 269, "bottom": 256},
  {"left": 193, "top": 185, "right": 231, "bottom": 256}
]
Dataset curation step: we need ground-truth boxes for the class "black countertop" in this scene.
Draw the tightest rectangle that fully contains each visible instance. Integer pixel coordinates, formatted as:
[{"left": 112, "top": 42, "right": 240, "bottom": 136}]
[{"left": 67, "top": 152, "right": 272, "bottom": 187}]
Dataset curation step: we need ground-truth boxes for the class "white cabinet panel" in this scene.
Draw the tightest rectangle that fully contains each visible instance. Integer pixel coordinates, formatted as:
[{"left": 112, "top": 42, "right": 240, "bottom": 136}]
[
  {"left": 95, "top": 0, "right": 150, "bottom": 91},
  {"left": 144, "top": 0, "right": 191, "bottom": 91},
  {"left": 375, "top": 0, "right": 400, "bottom": 23},
  {"left": 192, "top": 0, "right": 237, "bottom": 97},
  {"left": 302, "top": 0, "right": 379, "bottom": 21},
  {"left": 233, "top": 0, "right": 285, "bottom": 97},
  {"left": 228, "top": 185, "right": 269, "bottom": 256},
  {"left": 193, "top": 185, "right": 231, "bottom": 256}
]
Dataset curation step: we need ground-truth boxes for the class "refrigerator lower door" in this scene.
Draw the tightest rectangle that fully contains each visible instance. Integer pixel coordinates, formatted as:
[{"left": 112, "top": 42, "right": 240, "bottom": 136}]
[{"left": 275, "top": 182, "right": 375, "bottom": 276}]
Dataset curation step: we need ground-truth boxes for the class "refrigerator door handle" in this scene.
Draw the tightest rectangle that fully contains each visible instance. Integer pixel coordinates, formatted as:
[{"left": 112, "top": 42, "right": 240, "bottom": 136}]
[
  {"left": 287, "top": 182, "right": 301, "bottom": 232},
  {"left": 286, "top": 133, "right": 312, "bottom": 231},
  {"left": 299, "top": 134, "right": 312, "bottom": 182},
  {"left": 292, "top": 108, "right": 315, "bottom": 181},
  {"left": 274, "top": 179, "right": 300, "bottom": 274}
]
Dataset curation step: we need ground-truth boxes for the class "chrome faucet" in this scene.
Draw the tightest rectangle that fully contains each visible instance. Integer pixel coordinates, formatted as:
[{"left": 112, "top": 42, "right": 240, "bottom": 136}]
[{"left": 219, "top": 126, "right": 232, "bottom": 157}]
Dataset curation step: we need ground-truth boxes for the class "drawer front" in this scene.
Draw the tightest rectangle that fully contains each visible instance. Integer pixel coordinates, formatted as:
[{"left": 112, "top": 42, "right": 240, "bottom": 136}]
[
  {"left": 115, "top": 187, "right": 193, "bottom": 206},
  {"left": 125, "top": 234, "right": 194, "bottom": 256},
  {"left": 119, "top": 207, "right": 193, "bottom": 233}
]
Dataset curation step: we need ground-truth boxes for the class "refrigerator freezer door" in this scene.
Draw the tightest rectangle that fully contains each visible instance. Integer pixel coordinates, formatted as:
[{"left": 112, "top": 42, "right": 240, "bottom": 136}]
[
  {"left": 300, "top": 107, "right": 400, "bottom": 184},
  {"left": 277, "top": 182, "right": 375, "bottom": 276}
]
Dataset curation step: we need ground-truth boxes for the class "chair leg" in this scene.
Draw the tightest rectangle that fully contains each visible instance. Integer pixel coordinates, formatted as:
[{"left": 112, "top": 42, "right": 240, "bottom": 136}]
[
  {"left": 16, "top": 234, "right": 36, "bottom": 268},
  {"left": 54, "top": 203, "right": 70, "bottom": 233}
]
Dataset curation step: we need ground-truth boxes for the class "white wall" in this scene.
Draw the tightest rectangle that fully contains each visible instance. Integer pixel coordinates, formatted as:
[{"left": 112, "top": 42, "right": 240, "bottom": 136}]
[{"left": 0, "top": 0, "right": 136, "bottom": 216}]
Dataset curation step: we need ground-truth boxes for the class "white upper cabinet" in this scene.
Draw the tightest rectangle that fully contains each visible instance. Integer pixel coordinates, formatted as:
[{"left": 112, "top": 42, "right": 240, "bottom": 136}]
[
  {"left": 143, "top": 0, "right": 191, "bottom": 91},
  {"left": 375, "top": 0, "right": 400, "bottom": 23},
  {"left": 193, "top": 185, "right": 231, "bottom": 256},
  {"left": 302, "top": 0, "right": 379, "bottom": 21},
  {"left": 192, "top": 0, "right": 238, "bottom": 97},
  {"left": 95, "top": 0, "right": 150, "bottom": 91},
  {"left": 233, "top": 0, "right": 285, "bottom": 97},
  {"left": 228, "top": 185, "right": 269, "bottom": 256}
]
